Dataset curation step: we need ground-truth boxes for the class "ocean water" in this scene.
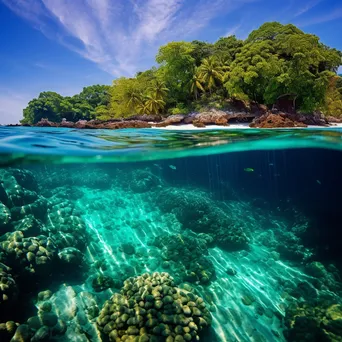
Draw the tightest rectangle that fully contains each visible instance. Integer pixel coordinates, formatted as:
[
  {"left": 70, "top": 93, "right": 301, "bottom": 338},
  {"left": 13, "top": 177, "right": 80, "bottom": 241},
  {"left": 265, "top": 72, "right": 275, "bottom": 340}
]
[{"left": 0, "top": 126, "right": 342, "bottom": 342}]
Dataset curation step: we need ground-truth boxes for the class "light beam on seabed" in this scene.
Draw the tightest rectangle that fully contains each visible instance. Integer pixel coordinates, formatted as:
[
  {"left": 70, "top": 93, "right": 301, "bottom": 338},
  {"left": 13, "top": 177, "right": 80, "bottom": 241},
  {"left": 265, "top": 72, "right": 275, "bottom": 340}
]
[
  {"left": 84, "top": 217, "right": 120, "bottom": 269},
  {"left": 204, "top": 245, "right": 315, "bottom": 341}
]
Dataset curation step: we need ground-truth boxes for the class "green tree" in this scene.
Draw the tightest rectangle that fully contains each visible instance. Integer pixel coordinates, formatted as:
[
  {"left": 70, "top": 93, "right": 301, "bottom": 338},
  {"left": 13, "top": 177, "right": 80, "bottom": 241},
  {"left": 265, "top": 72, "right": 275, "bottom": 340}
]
[
  {"left": 145, "top": 94, "right": 166, "bottom": 114},
  {"left": 190, "top": 40, "right": 213, "bottom": 66},
  {"left": 148, "top": 79, "right": 169, "bottom": 100},
  {"left": 22, "top": 91, "right": 63, "bottom": 124},
  {"left": 198, "top": 56, "right": 224, "bottom": 93},
  {"left": 189, "top": 71, "right": 205, "bottom": 100},
  {"left": 156, "top": 42, "right": 196, "bottom": 103}
]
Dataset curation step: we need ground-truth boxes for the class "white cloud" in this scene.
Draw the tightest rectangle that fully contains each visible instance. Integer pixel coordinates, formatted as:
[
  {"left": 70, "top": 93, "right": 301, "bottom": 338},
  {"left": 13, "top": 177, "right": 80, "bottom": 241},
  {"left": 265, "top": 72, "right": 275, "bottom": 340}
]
[{"left": 1, "top": 0, "right": 255, "bottom": 76}]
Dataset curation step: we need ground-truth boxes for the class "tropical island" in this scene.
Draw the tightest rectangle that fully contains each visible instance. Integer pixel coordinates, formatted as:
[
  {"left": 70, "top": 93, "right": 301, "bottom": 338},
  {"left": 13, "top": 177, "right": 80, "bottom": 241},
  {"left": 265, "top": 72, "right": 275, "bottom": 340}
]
[{"left": 19, "top": 22, "right": 342, "bottom": 129}]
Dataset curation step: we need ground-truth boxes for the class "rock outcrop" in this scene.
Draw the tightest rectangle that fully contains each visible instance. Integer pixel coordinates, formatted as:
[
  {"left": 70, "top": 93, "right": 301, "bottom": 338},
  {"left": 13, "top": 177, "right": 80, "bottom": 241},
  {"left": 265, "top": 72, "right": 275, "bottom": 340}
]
[
  {"left": 35, "top": 119, "right": 57, "bottom": 127},
  {"left": 250, "top": 113, "right": 307, "bottom": 128}
]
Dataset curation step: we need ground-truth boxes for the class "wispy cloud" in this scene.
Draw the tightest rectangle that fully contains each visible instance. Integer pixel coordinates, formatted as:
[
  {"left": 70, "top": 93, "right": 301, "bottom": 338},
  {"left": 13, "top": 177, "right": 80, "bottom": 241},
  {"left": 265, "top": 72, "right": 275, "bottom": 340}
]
[
  {"left": 1, "top": 0, "right": 256, "bottom": 76},
  {"left": 294, "top": 0, "right": 323, "bottom": 17},
  {"left": 298, "top": 6, "right": 342, "bottom": 27},
  {"left": 225, "top": 24, "right": 242, "bottom": 37}
]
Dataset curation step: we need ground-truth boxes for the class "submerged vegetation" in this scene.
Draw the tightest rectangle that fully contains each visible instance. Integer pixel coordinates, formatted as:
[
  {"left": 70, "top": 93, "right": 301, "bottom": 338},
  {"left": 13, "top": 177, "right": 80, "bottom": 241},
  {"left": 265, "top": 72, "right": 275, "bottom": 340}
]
[{"left": 21, "top": 22, "right": 342, "bottom": 124}]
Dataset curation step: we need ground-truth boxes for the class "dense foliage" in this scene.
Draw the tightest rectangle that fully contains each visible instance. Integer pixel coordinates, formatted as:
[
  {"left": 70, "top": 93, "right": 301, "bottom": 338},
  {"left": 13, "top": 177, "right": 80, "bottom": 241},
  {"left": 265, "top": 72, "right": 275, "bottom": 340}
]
[
  {"left": 21, "top": 85, "right": 111, "bottom": 124},
  {"left": 21, "top": 22, "right": 341, "bottom": 124}
]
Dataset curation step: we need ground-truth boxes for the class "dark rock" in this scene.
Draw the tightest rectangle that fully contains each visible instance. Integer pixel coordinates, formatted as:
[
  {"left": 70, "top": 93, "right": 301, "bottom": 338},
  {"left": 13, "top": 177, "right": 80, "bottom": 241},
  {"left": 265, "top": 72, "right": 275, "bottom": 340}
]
[
  {"left": 75, "top": 120, "right": 88, "bottom": 128},
  {"left": 326, "top": 116, "right": 342, "bottom": 123},
  {"left": 193, "top": 109, "right": 229, "bottom": 126},
  {"left": 11, "top": 324, "right": 31, "bottom": 341},
  {"left": 155, "top": 115, "right": 185, "bottom": 127},
  {"left": 119, "top": 243, "right": 136, "bottom": 255},
  {"left": 35, "top": 119, "right": 58, "bottom": 127},
  {"left": 60, "top": 119, "right": 75, "bottom": 128},
  {"left": 127, "top": 114, "right": 162, "bottom": 122},
  {"left": 40, "top": 312, "right": 58, "bottom": 327},
  {"left": 31, "top": 326, "right": 49, "bottom": 341},
  {"left": 250, "top": 112, "right": 307, "bottom": 128},
  {"left": 27, "top": 316, "right": 42, "bottom": 330},
  {"left": 225, "top": 267, "right": 237, "bottom": 276},
  {"left": 92, "top": 275, "right": 115, "bottom": 292}
]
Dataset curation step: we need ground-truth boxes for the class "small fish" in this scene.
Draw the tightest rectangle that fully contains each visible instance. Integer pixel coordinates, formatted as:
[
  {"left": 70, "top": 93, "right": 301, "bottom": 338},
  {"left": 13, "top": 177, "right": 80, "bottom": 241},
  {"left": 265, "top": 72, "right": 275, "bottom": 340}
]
[
  {"left": 244, "top": 168, "right": 254, "bottom": 172},
  {"left": 153, "top": 163, "right": 162, "bottom": 169},
  {"left": 274, "top": 173, "right": 281, "bottom": 177},
  {"left": 169, "top": 165, "right": 177, "bottom": 170},
  {"left": 269, "top": 163, "right": 274, "bottom": 166},
  {"left": 316, "top": 180, "right": 321, "bottom": 185}
]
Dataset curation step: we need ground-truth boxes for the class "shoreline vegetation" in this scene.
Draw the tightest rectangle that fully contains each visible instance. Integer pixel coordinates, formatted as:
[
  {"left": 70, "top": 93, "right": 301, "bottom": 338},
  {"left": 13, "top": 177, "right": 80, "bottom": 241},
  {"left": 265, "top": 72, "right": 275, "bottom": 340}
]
[{"left": 13, "top": 22, "right": 342, "bottom": 129}]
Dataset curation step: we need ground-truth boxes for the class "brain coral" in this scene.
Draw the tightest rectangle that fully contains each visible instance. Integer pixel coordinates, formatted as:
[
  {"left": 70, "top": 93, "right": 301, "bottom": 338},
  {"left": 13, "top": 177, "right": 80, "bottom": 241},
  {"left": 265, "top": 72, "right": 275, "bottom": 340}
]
[{"left": 97, "top": 272, "right": 211, "bottom": 341}]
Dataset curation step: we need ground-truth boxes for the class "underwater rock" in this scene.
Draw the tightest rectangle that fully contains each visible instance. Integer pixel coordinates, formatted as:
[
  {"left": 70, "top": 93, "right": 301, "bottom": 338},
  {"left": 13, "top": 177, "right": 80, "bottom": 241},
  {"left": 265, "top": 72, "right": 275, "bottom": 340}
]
[
  {"left": 0, "top": 203, "right": 11, "bottom": 233},
  {"left": 9, "top": 169, "right": 38, "bottom": 193},
  {"left": 0, "top": 231, "right": 56, "bottom": 277},
  {"left": 58, "top": 247, "right": 84, "bottom": 265},
  {"left": 153, "top": 233, "right": 216, "bottom": 285},
  {"left": 92, "top": 274, "right": 115, "bottom": 292},
  {"left": 12, "top": 215, "right": 43, "bottom": 237},
  {"left": 0, "top": 170, "right": 40, "bottom": 209},
  {"left": 97, "top": 272, "right": 212, "bottom": 341},
  {"left": 10, "top": 197, "right": 48, "bottom": 221},
  {"left": 157, "top": 188, "right": 248, "bottom": 250},
  {"left": 120, "top": 168, "right": 162, "bottom": 193},
  {"left": 10, "top": 324, "right": 30, "bottom": 342},
  {"left": 284, "top": 301, "right": 342, "bottom": 341},
  {"left": 0, "top": 263, "right": 17, "bottom": 306},
  {"left": 225, "top": 267, "right": 237, "bottom": 276},
  {"left": 119, "top": 243, "right": 136, "bottom": 255},
  {"left": 36, "top": 167, "right": 111, "bottom": 189},
  {"left": 0, "top": 321, "right": 19, "bottom": 341},
  {"left": 44, "top": 198, "right": 88, "bottom": 250}
]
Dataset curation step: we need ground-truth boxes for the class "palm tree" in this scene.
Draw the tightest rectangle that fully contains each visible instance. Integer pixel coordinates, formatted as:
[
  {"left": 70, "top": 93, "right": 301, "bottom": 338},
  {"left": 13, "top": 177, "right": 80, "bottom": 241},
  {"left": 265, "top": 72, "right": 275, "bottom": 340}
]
[
  {"left": 149, "top": 80, "right": 169, "bottom": 100},
  {"left": 198, "top": 56, "right": 224, "bottom": 93},
  {"left": 136, "top": 101, "right": 151, "bottom": 115},
  {"left": 145, "top": 94, "right": 166, "bottom": 114},
  {"left": 125, "top": 87, "right": 143, "bottom": 109},
  {"left": 189, "top": 71, "right": 205, "bottom": 100}
]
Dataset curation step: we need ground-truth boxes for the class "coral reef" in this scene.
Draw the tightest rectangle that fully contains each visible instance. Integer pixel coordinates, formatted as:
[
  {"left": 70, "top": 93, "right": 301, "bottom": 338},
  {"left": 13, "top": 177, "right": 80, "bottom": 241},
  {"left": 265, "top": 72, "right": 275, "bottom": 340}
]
[
  {"left": 157, "top": 188, "right": 248, "bottom": 250},
  {"left": 152, "top": 233, "right": 216, "bottom": 285},
  {"left": 119, "top": 168, "right": 162, "bottom": 193},
  {"left": 0, "top": 263, "right": 17, "bottom": 305},
  {"left": 0, "top": 231, "right": 56, "bottom": 277},
  {"left": 284, "top": 301, "right": 342, "bottom": 341},
  {"left": 97, "top": 272, "right": 212, "bottom": 341}
]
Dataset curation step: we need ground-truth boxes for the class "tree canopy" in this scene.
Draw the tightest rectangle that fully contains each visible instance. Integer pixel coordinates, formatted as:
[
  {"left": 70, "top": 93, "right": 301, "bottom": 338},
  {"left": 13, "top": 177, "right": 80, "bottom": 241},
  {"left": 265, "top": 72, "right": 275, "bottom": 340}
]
[
  {"left": 21, "top": 85, "right": 111, "bottom": 124},
  {"left": 21, "top": 22, "right": 342, "bottom": 124}
]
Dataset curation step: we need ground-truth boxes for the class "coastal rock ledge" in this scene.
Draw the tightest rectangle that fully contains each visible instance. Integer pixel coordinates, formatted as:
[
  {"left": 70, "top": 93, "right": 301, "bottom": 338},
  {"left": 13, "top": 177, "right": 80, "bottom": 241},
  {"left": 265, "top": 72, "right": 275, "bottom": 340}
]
[{"left": 30, "top": 109, "right": 338, "bottom": 129}]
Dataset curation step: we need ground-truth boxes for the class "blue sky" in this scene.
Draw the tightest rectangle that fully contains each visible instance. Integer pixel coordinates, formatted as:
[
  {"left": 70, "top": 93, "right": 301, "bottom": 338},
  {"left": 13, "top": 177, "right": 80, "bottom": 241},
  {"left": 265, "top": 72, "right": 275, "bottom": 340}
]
[{"left": 0, "top": 0, "right": 342, "bottom": 124}]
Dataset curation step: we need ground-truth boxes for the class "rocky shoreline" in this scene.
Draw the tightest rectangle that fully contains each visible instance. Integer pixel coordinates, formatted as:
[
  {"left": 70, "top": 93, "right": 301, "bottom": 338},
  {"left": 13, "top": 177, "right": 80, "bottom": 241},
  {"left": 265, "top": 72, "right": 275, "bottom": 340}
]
[{"left": 6, "top": 109, "right": 342, "bottom": 129}]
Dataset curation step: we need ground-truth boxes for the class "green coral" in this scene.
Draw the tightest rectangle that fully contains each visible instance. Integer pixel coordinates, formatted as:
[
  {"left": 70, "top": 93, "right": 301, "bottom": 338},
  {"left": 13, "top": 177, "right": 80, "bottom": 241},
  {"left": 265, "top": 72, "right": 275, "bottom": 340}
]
[{"left": 97, "top": 272, "right": 211, "bottom": 341}]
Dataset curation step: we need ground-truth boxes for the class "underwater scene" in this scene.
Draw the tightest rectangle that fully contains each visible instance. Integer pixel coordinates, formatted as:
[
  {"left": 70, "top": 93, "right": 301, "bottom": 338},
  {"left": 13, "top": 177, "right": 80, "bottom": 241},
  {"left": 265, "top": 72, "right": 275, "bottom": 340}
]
[{"left": 0, "top": 127, "right": 342, "bottom": 342}]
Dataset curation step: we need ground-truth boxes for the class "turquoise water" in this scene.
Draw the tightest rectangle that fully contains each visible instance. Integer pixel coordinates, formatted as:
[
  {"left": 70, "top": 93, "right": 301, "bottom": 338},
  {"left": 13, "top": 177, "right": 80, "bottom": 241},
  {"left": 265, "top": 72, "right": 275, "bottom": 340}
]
[{"left": 0, "top": 127, "right": 342, "bottom": 342}]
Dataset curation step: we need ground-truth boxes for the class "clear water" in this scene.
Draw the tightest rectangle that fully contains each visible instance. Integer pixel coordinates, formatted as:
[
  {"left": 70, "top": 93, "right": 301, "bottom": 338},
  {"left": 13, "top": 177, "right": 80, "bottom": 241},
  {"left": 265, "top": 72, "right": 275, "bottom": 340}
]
[{"left": 0, "top": 127, "right": 341, "bottom": 342}]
